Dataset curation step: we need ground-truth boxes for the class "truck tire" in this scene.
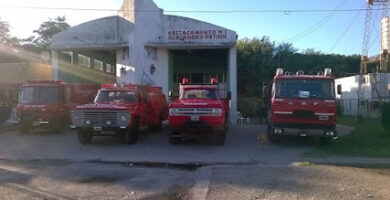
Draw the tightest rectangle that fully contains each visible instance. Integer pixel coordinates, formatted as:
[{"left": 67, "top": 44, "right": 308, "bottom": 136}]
[
  {"left": 320, "top": 137, "right": 333, "bottom": 145},
  {"left": 169, "top": 131, "right": 181, "bottom": 145},
  {"left": 53, "top": 118, "right": 66, "bottom": 134},
  {"left": 150, "top": 115, "right": 163, "bottom": 132},
  {"left": 214, "top": 131, "right": 226, "bottom": 146},
  {"left": 267, "top": 126, "right": 280, "bottom": 143},
  {"left": 124, "top": 118, "right": 139, "bottom": 144},
  {"left": 77, "top": 130, "right": 93, "bottom": 144},
  {"left": 19, "top": 119, "right": 31, "bottom": 134}
]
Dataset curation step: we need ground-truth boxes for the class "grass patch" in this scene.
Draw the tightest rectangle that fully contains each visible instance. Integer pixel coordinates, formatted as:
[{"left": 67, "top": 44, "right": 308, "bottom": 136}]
[
  {"left": 307, "top": 118, "right": 390, "bottom": 158},
  {"left": 296, "top": 161, "right": 314, "bottom": 167},
  {"left": 337, "top": 116, "right": 359, "bottom": 127}
]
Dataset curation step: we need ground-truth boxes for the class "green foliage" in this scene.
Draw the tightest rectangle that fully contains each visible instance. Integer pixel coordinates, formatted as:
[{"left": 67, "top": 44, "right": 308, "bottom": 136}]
[
  {"left": 0, "top": 18, "right": 20, "bottom": 46},
  {"left": 24, "top": 16, "right": 70, "bottom": 49},
  {"left": 237, "top": 38, "right": 361, "bottom": 98},
  {"left": 381, "top": 103, "right": 390, "bottom": 134},
  {"left": 237, "top": 97, "right": 264, "bottom": 118}
]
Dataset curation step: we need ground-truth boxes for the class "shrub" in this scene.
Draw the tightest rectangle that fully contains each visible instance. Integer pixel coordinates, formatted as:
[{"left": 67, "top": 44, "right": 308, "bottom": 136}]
[
  {"left": 381, "top": 103, "right": 390, "bottom": 134},
  {"left": 237, "top": 97, "right": 264, "bottom": 118}
]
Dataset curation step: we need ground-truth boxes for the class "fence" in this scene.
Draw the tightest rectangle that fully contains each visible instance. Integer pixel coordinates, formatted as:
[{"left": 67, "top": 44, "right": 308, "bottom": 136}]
[{"left": 338, "top": 98, "right": 390, "bottom": 119}]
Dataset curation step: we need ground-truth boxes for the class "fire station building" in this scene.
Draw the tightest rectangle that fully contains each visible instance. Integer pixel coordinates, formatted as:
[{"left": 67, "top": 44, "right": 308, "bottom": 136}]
[{"left": 50, "top": 0, "right": 237, "bottom": 123}]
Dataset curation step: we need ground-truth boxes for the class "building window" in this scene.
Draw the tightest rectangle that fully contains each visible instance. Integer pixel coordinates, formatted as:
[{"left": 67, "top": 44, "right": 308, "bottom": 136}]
[
  {"left": 106, "top": 63, "right": 115, "bottom": 73},
  {"left": 78, "top": 54, "right": 90, "bottom": 68},
  {"left": 62, "top": 51, "right": 73, "bottom": 64},
  {"left": 94, "top": 59, "right": 103, "bottom": 71}
]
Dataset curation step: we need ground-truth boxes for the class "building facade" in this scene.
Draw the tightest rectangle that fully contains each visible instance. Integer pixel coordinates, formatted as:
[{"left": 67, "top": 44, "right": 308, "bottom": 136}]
[{"left": 51, "top": 0, "right": 238, "bottom": 123}]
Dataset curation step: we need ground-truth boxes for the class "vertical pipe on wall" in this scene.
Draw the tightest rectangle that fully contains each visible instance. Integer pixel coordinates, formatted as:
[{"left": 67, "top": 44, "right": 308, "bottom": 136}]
[{"left": 51, "top": 50, "right": 59, "bottom": 81}]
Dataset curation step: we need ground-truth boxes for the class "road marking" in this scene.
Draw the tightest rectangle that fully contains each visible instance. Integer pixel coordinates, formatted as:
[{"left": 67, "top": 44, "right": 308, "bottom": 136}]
[{"left": 190, "top": 167, "right": 212, "bottom": 200}]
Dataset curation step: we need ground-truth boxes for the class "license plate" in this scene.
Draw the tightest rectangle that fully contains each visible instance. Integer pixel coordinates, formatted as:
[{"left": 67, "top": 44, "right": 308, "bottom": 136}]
[
  {"left": 190, "top": 115, "right": 200, "bottom": 121},
  {"left": 93, "top": 126, "right": 102, "bottom": 132},
  {"left": 319, "top": 116, "right": 329, "bottom": 121}
]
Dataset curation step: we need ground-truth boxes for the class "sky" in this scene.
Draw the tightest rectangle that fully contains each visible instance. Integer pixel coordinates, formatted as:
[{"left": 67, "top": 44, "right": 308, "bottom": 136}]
[{"left": 0, "top": 0, "right": 384, "bottom": 56}]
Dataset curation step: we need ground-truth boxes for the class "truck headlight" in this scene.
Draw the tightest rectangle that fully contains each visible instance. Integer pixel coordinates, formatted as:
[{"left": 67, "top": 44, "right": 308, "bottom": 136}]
[
  {"left": 212, "top": 108, "right": 223, "bottom": 116},
  {"left": 71, "top": 111, "right": 82, "bottom": 124},
  {"left": 121, "top": 115, "right": 128, "bottom": 122},
  {"left": 169, "top": 108, "right": 179, "bottom": 116}
]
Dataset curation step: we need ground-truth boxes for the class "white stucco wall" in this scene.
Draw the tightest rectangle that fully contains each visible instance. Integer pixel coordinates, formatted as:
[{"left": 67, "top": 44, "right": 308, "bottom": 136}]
[{"left": 52, "top": 0, "right": 238, "bottom": 124}]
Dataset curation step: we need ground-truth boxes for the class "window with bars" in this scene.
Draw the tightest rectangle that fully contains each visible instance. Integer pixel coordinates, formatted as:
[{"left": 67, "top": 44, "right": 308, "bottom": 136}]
[
  {"left": 106, "top": 63, "right": 115, "bottom": 73},
  {"left": 78, "top": 54, "right": 90, "bottom": 68},
  {"left": 94, "top": 59, "right": 103, "bottom": 71}
]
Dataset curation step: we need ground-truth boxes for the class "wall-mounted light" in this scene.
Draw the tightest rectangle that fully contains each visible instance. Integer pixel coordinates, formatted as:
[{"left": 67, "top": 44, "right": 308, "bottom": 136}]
[
  {"left": 120, "top": 66, "right": 126, "bottom": 76},
  {"left": 150, "top": 64, "right": 156, "bottom": 75}
]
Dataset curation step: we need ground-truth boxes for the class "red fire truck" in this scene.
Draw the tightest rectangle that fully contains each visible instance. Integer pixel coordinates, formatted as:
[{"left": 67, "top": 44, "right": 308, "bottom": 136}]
[
  {"left": 168, "top": 78, "right": 231, "bottom": 145},
  {"left": 267, "top": 68, "right": 341, "bottom": 145},
  {"left": 71, "top": 84, "right": 168, "bottom": 144},
  {"left": 16, "top": 80, "right": 99, "bottom": 134}
]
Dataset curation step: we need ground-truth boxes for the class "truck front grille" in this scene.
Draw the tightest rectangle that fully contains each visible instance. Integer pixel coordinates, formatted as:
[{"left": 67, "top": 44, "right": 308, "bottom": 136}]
[
  {"left": 177, "top": 108, "right": 214, "bottom": 116},
  {"left": 83, "top": 111, "right": 118, "bottom": 125},
  {"left": 292, "top": 110, "right": 316, "bottom": 119}
]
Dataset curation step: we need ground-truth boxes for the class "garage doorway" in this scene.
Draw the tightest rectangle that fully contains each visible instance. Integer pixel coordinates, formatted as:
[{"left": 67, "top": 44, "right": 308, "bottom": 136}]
[{"left": 169, "top": 49, "right": 229, "bottom": 97}]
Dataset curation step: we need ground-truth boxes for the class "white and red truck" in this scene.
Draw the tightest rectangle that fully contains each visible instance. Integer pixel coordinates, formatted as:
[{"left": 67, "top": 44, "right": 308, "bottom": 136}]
[
  {"left": 168, "top": 78, "right": 231, "bottom": 145},
  {"left": 267, "top": 68, "right": 341, "bottom": 145},
  {"left": 71, "top": 84, "right": 168, "bottom": 144}
]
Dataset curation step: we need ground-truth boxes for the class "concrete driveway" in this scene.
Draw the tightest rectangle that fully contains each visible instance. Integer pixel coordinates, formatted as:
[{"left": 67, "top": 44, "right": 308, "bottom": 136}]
[{"left": 0, "top": 124, "right": 329, "bottom": 166}]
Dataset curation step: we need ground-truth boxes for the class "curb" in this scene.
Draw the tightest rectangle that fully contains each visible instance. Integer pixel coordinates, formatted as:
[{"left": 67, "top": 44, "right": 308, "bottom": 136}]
[{"left": 306, "top": 157, "right": 390, "bottom": 168}]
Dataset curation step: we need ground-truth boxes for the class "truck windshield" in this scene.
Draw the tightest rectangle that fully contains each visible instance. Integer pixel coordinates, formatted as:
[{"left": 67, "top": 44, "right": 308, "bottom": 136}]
[
  {"left": 275, "top": 79, "right": 334, "bottom": 99},
  {"left": 95, "top": 91, "right": 136, "bottom": 103},
  {"left": 20, "top": 87, "right": 59, "bottom": 104},
  {"left": 181, "top": 89, "right": 219, "bottom": 100}
]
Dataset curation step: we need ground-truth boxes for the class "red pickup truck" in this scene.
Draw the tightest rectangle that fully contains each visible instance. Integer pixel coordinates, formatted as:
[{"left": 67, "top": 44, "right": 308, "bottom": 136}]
[
  {"left": 168, "top": 78, "right": 231, "bottom": 145},
  {"left": 16, "top": 80, "right": 98, "bottom": 134},
  {"left": 71, "top": 84, "right": 168, "bottom": 144},
  {"left": 267, "top": 68, "right": 341, "bottom": 145}
]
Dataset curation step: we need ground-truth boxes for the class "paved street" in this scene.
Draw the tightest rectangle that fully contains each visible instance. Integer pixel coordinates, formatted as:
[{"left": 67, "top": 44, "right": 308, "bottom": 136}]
[
  {"left": 0, "top": 125, "right": 314, "bottom": 165},
  {"left": 0, "top": 124, "right": 388, "bottom": 200}
]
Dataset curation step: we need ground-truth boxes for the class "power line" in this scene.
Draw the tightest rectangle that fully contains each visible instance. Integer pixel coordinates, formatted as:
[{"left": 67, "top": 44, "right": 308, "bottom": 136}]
[
  {"left": 328, "top": 10, "right": 362, "bottom": 53},
  {"left": 283, "top": 0, "right": 348, "bottom": 43},
  {"left": 2, "top": 6, "right": 390, "bottom": 13}
]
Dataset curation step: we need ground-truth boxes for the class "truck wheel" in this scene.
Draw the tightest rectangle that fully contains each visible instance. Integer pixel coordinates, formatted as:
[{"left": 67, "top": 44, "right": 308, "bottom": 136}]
[
  {"left": 19, "top": 120, "right": 30, "bottom": 134},
  {"left": 267, "top": 126, "right": 280, "bottom": 143},
  {"left": 77, "top": 130, "right": 93, "bottom": 144},
  {"left": 53, "top": 119, "right": 66, "bottom": 134},
  {"left": 320, "top": 137, "right": 333, "bottom": 145},
  {"left": 214, "top": 131, "right": 226, "bottom": 146},
  {"left": 169, "top": 131, "right": 181, "bottom": 145},
  {"left": 124, "top": 119, "right": 139, "bottom": 144},
  {"left": 150, "top": 115, "right": 163, "bottom": 132}
]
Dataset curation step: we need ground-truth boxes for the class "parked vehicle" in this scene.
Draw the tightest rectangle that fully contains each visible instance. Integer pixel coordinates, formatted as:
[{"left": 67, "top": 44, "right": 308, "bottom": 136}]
[
  {"left": 266, "top": 68, "right": 341, "bottom": 145},
  {"left": 16, "top": 80, "right": 99, "bottom": 134},
  {"left": 168, "top": 78, "right": 231, "bottom": 145},
  {"left": 71, "top": 84, "right": 168, "bottom": 144}
]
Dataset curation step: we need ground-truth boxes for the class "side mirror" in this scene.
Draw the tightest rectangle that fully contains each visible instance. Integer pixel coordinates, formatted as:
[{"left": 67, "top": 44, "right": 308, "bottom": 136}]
[
  {"left": 262, "top": 86, "right": 269, "bottom": 98},
  {"left": 337, "top": 85, "right": 342, "bottom": 95},
  {"left": 227, "top": 91, "right": 232, "bottom": 100}
]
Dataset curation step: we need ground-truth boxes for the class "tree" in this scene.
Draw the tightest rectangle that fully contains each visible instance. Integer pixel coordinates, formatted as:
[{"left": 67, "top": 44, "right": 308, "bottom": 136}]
[
  {"left": 0, "top": 18, "right": 20, "bottom": 46},
  {"left": 25, "top": 16, "right": 70, "bottom": 48},
  {"left": 236, "top": 37, "right": 361, "bottom": 98}
]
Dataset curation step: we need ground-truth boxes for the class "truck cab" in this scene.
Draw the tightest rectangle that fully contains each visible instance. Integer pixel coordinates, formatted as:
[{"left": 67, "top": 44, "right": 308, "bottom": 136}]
[
  {"left": 71, "top": 84, "right": 168, "bottom": 144},
  {"left": 16, "top": 80, "right": 98, "bottom": 134},
  {"left": 168, "top": 78, "right": 230, "bottom": 145},
  {"left": 268, "top": 68, "right": 338, "bottom": 145}
]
